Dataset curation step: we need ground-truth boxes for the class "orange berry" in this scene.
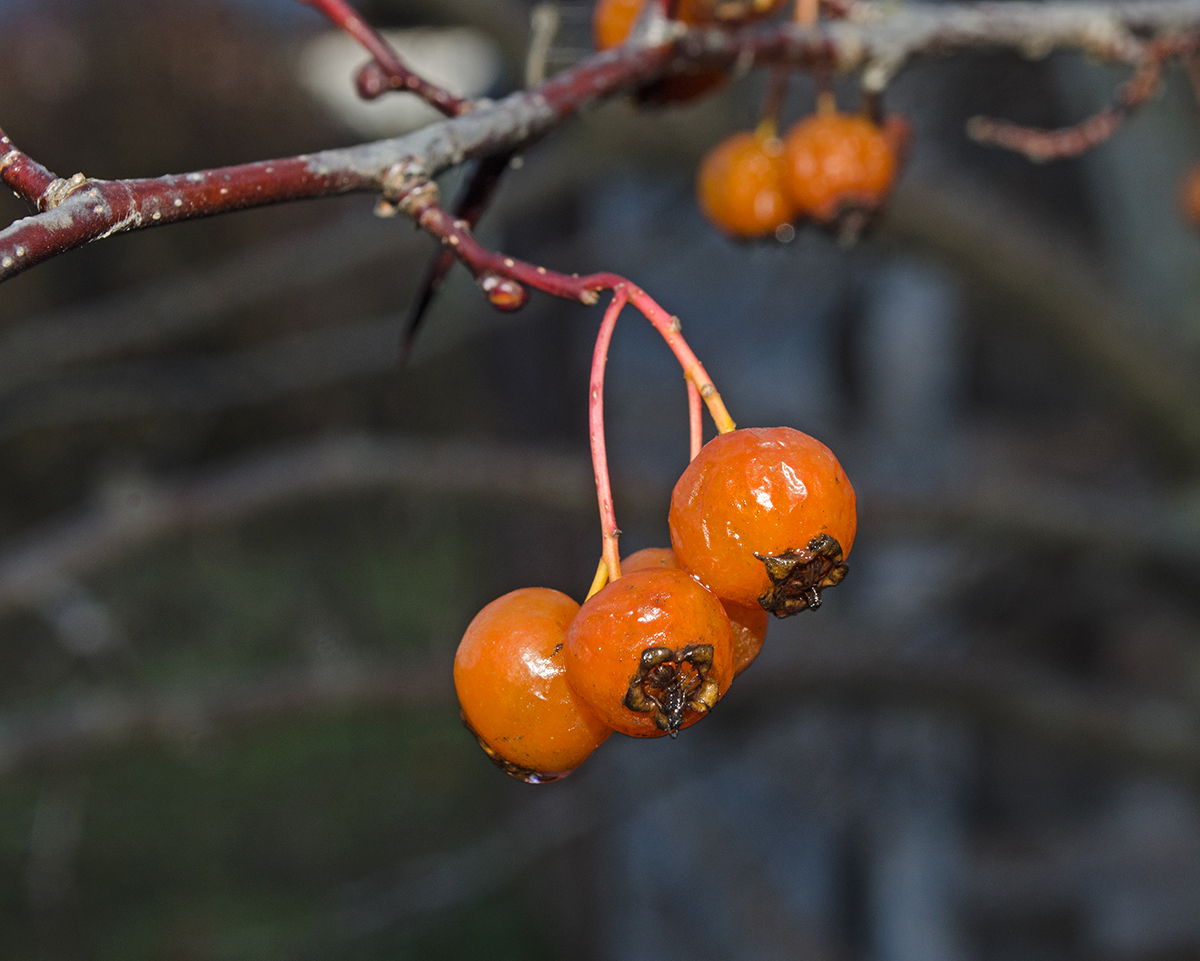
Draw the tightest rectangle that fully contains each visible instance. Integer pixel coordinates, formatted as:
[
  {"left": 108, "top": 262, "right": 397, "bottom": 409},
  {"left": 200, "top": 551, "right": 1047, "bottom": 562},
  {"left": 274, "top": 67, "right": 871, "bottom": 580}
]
[
  {"left": 697, "top": 131, "right": 797, "bottom": 238},
  {"left": 675, "top": 0, "right": 788, "bottom": 26},
  {"left": 668, "top": 427, "right": 856, "bottom": 614},
  {"left": 1181, "top": 165, "right": 1200, "bottom": 227},
  {"left": 782, "top": 112, "right": 898, "bottom": 223},
  {"left": 593, "top": 0, "right": 783, "bottom": 103},
  {"left": 593, "top": 0, "right": 645, "bottom": 50},
  {"left": 454, "top": 588, "right": 611, "bottom": 782},
  {"left": 594, "top": 0, "right": 785, "bottom": 48},
  {"left": 564, "top": 568, "right": 735, "bottom": 737},
  {"left": 623, "top": 547, "right": 768, "bottom": 674}
]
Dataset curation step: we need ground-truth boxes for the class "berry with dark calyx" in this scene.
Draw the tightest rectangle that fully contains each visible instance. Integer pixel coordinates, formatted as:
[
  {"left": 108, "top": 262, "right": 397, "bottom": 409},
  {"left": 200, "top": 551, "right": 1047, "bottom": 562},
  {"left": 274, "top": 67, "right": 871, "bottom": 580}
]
[
  {"left": 454, "top": 588, "right": 611, "bottom": 782},
  {"left": 563, "top": 567, "right": 735, "bottom": 737},
  {"left": 668, "top": 426, "right": 856, "bottom": 616},
  {"left": 623, "top": 547, "right": 768, "bottom": 675},
  {"left": 782, "top": 111, "right": 898, "bottom": 226},
  {"left": 697, "top": 130, "right": 797, "bottom": 239}
]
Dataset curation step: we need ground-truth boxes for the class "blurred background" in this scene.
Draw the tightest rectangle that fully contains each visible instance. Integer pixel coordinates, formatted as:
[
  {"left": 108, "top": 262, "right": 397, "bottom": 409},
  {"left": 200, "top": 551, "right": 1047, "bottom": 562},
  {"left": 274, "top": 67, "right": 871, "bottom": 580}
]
[{"left": 2, "top": 0, "right": 1200, "bottom": 958}]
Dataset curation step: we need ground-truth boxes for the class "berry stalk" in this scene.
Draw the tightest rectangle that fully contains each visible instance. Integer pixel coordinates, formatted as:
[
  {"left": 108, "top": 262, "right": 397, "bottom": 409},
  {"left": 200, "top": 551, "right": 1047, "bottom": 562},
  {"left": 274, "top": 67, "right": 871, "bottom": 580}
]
[
  {"left": 398, "top": 190, "right": 736, "bottom": 434},
  {"left": 687, "top": 380, "right": 703, "bottom": 461},
  {"left": 590, "top": 287, "right": 630, "bottom": 591},
  {"left": 624, "top": 287, "right": 736, "bottom": 435}
]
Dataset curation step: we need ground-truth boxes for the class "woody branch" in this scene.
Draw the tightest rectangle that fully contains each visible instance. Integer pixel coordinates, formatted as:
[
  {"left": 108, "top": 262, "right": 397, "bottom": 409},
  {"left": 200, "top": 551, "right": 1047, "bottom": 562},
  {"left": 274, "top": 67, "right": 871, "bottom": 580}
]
[{"left": 3, "top": 0, "right": 1200, "bottom": 282}]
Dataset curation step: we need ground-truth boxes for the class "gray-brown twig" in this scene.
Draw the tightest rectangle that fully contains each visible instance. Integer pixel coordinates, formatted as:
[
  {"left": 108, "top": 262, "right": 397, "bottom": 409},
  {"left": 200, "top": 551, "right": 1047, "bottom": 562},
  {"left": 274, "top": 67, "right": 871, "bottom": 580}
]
[{"left": 4, "top": 0, "right": 1200, "bottom": 281}]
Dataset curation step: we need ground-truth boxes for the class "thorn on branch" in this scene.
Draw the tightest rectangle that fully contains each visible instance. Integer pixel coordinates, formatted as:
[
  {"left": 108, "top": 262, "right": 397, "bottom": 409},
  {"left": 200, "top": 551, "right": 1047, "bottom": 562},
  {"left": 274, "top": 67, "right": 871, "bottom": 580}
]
[
  {"left": 393, "top": 180, "right": 628, "bottom": 309},
  {"left": 399, "top": 151, "right": 515, "bottom": 365}
]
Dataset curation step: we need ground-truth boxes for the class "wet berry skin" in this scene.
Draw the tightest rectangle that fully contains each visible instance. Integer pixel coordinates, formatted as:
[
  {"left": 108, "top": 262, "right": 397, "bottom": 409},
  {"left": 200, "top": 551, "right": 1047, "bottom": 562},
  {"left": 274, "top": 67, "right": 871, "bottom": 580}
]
[
  {"left": 563, "top": 567, "right": 735, "bottom": 737},
  {"left": 782, "top": 113, "right": 898, "bottom": 223},
  {"left": 623, "top": 547, "right": 768, "bottom": 674},
  {"left": 697, "top": 131, "right": 797, "bottom": 238},
  {"left": 668, "top": 427, "right": 856, "bottom": 609},
  {"left": 454, "top": 588, "right": 611, "bottom": 782}
]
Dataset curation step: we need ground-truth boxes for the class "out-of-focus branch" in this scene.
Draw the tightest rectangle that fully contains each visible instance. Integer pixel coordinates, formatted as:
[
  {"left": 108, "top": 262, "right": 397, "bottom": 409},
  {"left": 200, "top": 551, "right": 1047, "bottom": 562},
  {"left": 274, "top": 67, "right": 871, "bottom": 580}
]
[
  {"left": 733, "top": 637, "right": 1200, "bottom": 781},
  {"left": 298, "top": 0, "right": 470, "bottom": 115},
  {"left": 4, "top": 634, "right": 1197, "bottom": 836},
  {"left": 0, "top": 211, "right": 411, "bottom": 395},
  {"left": 882, "top": 180, "right": 1200, "bottom": 472},
  {"left": 5, "top": 0, "right": 1200, "bottom": 280},
  {"left": 0, "top": 315, "right": 402, "bottom": 440},
  {"left": 0, "top": 659, "right": 452, "bottom": 777},
  {"left": 0, "top": 436, "right": 595, "bottom": 616},
  {"left": 0, "top": 433, "right": 1195, "bottom": 618}
]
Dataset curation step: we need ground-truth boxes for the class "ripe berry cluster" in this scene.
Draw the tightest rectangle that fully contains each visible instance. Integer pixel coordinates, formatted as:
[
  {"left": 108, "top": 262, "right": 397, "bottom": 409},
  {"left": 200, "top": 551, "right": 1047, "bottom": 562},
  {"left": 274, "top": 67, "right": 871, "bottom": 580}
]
[
  {"left": 450, "top": 1, "right": 871, "bottom": 784},
  {"left": 593, "top": 0, "right": 906, "bottom": 238},
  {"left": 697, "top": 110, "right": 904, "bottom": 240},
  {"left": 455, "top": 425, "right": 857, "bottom": 783}
]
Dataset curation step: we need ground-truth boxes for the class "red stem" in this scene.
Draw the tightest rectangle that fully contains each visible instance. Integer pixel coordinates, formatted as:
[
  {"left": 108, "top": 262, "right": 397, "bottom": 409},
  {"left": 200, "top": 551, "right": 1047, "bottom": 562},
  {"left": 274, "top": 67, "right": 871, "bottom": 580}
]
[
  {"left": 688, "top": 381, "right": 703, "bottom": 460},
  {"left": 591, "top": 288, "right": 630, "bottom": 584},
  {"left": 298, "top": 0, "right": 469, "bottom": 116},
  {"left": 624, "top": 288, "right": 737, "bottom": 434},
  {"left": 403, "top": 194, "right": 736, "bottom": 432},
  {"left": 0, "top": 41, "right": 680, "bottom": 281},
  {"left": 965, "top": 35, "right": 1198, "bottom": 162}
]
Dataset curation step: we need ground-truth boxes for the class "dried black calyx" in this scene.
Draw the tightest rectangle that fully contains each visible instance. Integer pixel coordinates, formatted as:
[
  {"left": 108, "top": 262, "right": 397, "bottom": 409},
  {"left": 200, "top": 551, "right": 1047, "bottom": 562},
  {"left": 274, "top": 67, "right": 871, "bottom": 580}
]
[
  {"left": 623, "top": 644, "right": 719, "bottom": 738},
  {"left": 756, "top": 533, "right": 848, "bottom": 618}
]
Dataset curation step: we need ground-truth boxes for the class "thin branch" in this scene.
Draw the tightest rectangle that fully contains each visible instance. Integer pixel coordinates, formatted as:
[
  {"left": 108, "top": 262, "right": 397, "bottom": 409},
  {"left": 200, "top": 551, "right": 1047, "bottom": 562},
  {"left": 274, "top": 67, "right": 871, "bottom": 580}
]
[
  {"left": 0, "top": 125, "right": 59, "bottom": 209},
  {"left": 314, "top": 665, "right": 1200, "bottom": 948},
  {"left": 0, "top": 659, "right": 452, "bottom": 777},
  {"left": 5, "top": 0, "right": 1200, "bottom": 281},
  {"left": 732, "top": 637, "right": 1200, "bottom": 781},
  {"left": 4, "top": 628, "right": 1198, "bottom": 802},
  {"left": 394, "top": 186, "right": 733, "bottom": 433},
  {"left": 965, "top": 34, "right": 1199, "bottom": 161},
  {"left": 0, "top": 315, "right": 405, "bottom": 442},
  {"left": 398, "top": 149, "right": 518, "bottom": 364},
  {"left": 298, "top": 0, "right": 470, "bottom": 116},
  {"left": 0, "top": 436, "right": 596, "bottom": 616},
  {"left": 0, "top": 210, "right": 410, "bottom": 395},
  {"left": 0, "top": 40, "right": 672, "bottom": 281},
  {"left": 0, "top": 431, "right": 1195, "bottom": 622}
]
